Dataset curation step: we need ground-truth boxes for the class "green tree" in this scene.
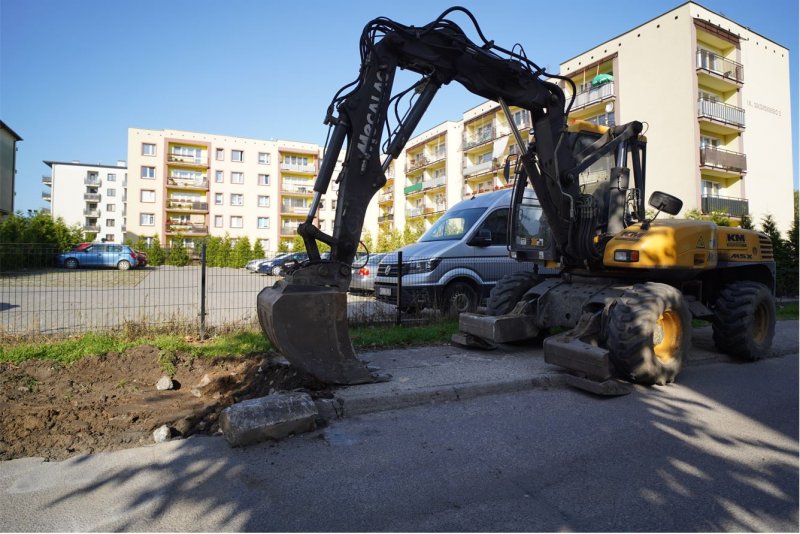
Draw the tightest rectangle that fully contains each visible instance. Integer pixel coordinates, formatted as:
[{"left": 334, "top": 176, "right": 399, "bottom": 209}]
[
  {"left": 739, "top": 214, "right": 754, "bottom": 230},
  {"left": 277, "top": 239, "right": 291, "bottom": 253},
  {"left": 148, "top": 235, "right": 166, "bottom": 266},
  {"left": 166, "top": 238, "right": 190, "bottom": 266},
  {"left": 377, "top": 226, "right": 404, "bottom": 252},
  {"left": 402, "top": 220, "right": 424, "bottom": 246},
  {"left": 204, "top": 235, "right": 223, "bottom": 267},
  {"left": 708, "top": 210, "right": 730, "bottom": 227},
  {"left": 252, "top": 239, "right": 266, "bottom": 260},
  {"left": 760, "top": 214, "right": 794, "bottom": 296},
  {"left": 231, "top": 236, "right": 253, "bottom": 268}
]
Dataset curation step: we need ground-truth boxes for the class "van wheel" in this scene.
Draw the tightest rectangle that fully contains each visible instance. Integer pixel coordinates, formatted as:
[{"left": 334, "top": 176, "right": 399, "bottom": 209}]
[{"left": 441, "top": 281, "right": 478, "bottom": 317}]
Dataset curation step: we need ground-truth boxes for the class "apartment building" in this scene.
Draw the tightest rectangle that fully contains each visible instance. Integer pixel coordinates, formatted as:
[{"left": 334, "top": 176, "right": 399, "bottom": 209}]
[
  {"left": 559, "top": 1, "right": 793, "bottom": 230},
  {"left": 370, "top": 2, "right": 793, "bottom": 243},
  {"left": 0, "top": 121, "right": 22, "bottom": 220},
  {"left": 42, "top": 160, "right": 128, "bottom": 243},
  {"left": 126, "top": 128, "right": 336, "bottom": 251}
]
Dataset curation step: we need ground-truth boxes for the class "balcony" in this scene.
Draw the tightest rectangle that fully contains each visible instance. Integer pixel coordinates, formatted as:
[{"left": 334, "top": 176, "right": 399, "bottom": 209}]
[
  {"left": 378, "top": 212, "right": 394, "bottom": 223},
  {"left": 701, "top": 195, "right": 749, "bottom": 217},
  {"left": 422, "top": 175, "right": 446, "bottom": 190},
  {"left": 463, "top": 159, "right": 494, "bottom": 177},
  {"left": 696, "top": 49, "right": 744, "bottom": 89},
  {"left": 42, "top": 175, "right": 52, "bottom": 185},
  {"left": 166, "top": 223, "right": 208, "bottom": 235},
  {"left": 83, "top": 224, "right": 100, "bottom": 232},
  {"left": 83, "top": 193, "right": 100, "bottom": 202},
  {"left": 42, "top": 191, "right": 52, "bottom": 201},
  {"left": 167, "top": 177, "right": 209, "bottom": 190},
  {"left": 281, "top": 205, "right": 310, "bottom": 215},
  {"left": 280, "top": 162, "right": 316, "bottom": 174},
  {"left": 404, "top": 182, "right": 423, "bottom": 195},
  {"left": 463, "top": 127, "right": 496, "bottom": 150},
  {"left": 82, "top": 209, "right": 101, "bottom": 217},
  {"left": 406, "top": 208, "right": 423, "bottom": 218},
  {"left": 84, "top": 178, "right": 101, "bottom": 186},
  {"left": 166, "top": 200, "right": 208, "bottom": 212},
  {"left": 379, "top": 190, "right": 394, "bottom": 203},
  {"left": 281, "top": 183, "right": 314, "bottom": 195},
  {"left": 697, "top": 98, "right": 745, "bottom": 132},
  {"left": 167, "top": 153, "right": 207, "bottom": 166},
  {"left": 568, "top": 81, "right": 615, "bottom": 111},
  {"left": 280, "top": 226, "right": 299, "bottom": 236},
  {"left": 699, "top": 146, "right": 747, "bottom": 176},
  {"left": 406, "top": 155, "right": 428, "bottom": 173}
]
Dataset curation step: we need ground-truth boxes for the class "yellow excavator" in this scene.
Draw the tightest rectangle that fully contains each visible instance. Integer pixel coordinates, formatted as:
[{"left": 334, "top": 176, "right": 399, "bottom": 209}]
[{"left": 256, "top": 7, "right": 776, "bottom": 392}]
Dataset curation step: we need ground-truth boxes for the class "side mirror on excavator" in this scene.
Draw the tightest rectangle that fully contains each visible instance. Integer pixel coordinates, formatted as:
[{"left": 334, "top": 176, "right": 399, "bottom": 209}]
[{"left": 648, "top": 191, "right": 683, "bottom": 216}]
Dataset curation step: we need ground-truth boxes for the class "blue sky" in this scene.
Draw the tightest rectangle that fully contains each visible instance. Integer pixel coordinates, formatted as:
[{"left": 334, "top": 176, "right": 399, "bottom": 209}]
[{"left": 1, "top": 0, "right": 797, "bottom": 214}]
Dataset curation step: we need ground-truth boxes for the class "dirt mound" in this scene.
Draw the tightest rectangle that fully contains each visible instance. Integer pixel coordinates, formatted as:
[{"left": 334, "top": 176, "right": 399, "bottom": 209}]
[{"left": 0, "top": 346, "right": 327, "bottom": 461}]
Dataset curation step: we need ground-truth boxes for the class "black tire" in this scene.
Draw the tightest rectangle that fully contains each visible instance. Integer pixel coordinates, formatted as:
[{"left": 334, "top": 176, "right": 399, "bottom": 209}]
[
  {"left": 117, "top": 260, "right": 131, "bottom": 271},
  {"left": 440, "top": 281, "right": 479, "bottom": 316},
  {"left": 712, "top": 281, "right": 775, "bottom": 361},
  {"left": 64, "top": 258, "right": 79, "bottom": 269},
  {"left": 607, "top": 283, "right": 691, "bottom": 385},
  {"left": 486, "top": 272, "right": 541, "bottom": 316}
]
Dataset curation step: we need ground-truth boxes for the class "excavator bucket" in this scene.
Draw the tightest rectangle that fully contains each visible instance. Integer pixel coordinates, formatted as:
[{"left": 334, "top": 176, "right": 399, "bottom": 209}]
[{"left": 256, "top": 280, "right": 377, "bottom": 385}]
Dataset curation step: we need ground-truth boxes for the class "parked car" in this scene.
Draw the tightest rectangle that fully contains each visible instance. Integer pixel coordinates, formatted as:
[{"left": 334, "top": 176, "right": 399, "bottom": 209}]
[
  {"left": 71, "top": 242, "right": 93, "bottom": 252},
  {"left": 246, "top": 256, "right": 281, "bottom": 272},
  {"left": 133, "top": 250, "right": 148, "bottom": 267},
  {"left": 257, "top": 252, "right": 309, "bottom": 276},
  {"left": 374, "top": 189, "right": 555, "bottom": 314},
  {"left": 350, "top": 253, "right": 387, "bottom": 293},
  {"left": 57, "top": 244, "right": 140, "bottom": 271}
]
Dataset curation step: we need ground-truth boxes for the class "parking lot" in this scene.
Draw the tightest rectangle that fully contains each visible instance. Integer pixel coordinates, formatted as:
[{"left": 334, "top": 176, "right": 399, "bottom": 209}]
[{"left": 0, "top": 266, "right": 399, "bottom": 337}]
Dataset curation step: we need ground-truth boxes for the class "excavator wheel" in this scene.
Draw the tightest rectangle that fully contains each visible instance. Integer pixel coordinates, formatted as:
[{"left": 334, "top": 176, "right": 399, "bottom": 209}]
[
  {"left": 712, "top": 281, "right": 775, "bottom": 361},
  {"left": 606, "top": 282, "right": 691, "bottom": 385},
  {"left": 486, "top": 272, "right": 541, "bottom": 316}
]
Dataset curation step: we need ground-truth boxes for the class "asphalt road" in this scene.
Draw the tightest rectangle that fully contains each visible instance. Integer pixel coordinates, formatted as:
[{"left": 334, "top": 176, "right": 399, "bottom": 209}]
[{"left": 2, "top": 348, "right": 797, "bottom": 531}]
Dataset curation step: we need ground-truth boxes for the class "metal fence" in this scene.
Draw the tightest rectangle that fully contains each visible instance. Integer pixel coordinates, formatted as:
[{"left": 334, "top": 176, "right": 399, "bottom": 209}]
[{"left": 0, "top": 244, "right": 521, "bottom": 339}]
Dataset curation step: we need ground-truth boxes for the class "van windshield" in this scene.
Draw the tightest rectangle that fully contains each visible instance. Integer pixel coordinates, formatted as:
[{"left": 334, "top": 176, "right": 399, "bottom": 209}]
[{"left": 419, "top": 207, "right": 486, "bottom": 242}]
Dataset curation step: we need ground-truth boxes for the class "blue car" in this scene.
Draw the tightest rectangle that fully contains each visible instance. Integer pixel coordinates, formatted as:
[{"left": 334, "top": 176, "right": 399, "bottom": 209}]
[
  {"left": 257, "top": 252, "right": 308, "bottom": 276},
  {"left": 57, "top": 243, "right": 140, "bottom": 271}
]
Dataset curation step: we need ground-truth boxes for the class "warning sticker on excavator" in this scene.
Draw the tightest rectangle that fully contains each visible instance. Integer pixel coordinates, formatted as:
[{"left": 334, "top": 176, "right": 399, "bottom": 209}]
[{"left": 696, "top": 237, "right": 705, "bottom": 248}]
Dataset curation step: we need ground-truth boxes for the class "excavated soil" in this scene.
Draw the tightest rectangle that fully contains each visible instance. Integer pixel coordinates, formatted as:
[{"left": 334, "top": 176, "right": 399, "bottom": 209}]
[{"left": 0, "top": 346, "right": 327, "bottom": 461}]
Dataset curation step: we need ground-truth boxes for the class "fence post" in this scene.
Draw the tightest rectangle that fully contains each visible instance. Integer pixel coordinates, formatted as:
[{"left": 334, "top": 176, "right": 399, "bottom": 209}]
[
  {"left": 199, "top": 242, "right": 207, "bottom": 339},
  {"left": 395, "top": 250, "right": 402, "bottom": 326}
]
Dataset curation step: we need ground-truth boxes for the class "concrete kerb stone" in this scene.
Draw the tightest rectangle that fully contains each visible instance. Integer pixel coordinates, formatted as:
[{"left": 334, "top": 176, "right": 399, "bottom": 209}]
[{"left": 220, "top": 392, "right": 318, "bottom": 447}]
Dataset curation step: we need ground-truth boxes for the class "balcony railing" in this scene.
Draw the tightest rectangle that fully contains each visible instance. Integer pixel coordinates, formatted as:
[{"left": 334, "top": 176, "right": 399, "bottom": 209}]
[
  {"left": 83, "top": 193, "right": 100, "bottom": 201},
  {"left": 167, "top": 153, "right": 207, "bottom": 165},
  {"left": 407, "top": 155, "right": 428, "bottom": 172},
  {"left": 380, "top": 191, "right": 394, "bottom": 202},
  {"left": 280, "top": 162, "right": 316, "bottom": 173},
  {"left": 378, "top": 213, "right": 394, "bottom": 223},
  {"left": 281, "top": 205, "right": 309, "bottom": 214},
  {"left": 696, "top": 49, "right": 744, "bottom": 84},
  {"left": 422, "top": 175, "right": 446, "bottom": 190},
  {"left": 463, "top": 159, "right": 493, "bottom": 176},
  {"left": 83, "top": 224, "right": 100, "bottom": 232},
  {"left": 167, "top": 200, "right": 208, "bottom": 211},
  {"left": 406, "top": 208, "right": 423, "bottom": 218},
  {"left": 167, "top": 177, "right": 208, "bottom": 189},
  {"left": 568, "top": 81, "right": 615, "bottom": 111},
  {"left": 84, "top": 178, "right": 101, "bottom": 186},
  {"left": 42, "top": 191, "right": 52, "bottom": 201},
  {"left": 167, "top": 223, "right": 208, "bottom": 234},
  {"left": 42, "top": 175, "right": 52, "bottom": 185},
  {"left": 699, "top": 146, "right": 747, "bottom": 174},
  {"left": 404, "top": 182, "right": 423, "bottom": 195},
  {"left": 697, "top": 98, "right": 745, "bottom": 128},
  {"left": 701, "top": 195, "right": 749, "bottom": 217},
  {"left": 280, "top": 226, "right": 299, "bottom": 236},
  {"left": 82, "top": 209, "right": 101, "bottom": 217},
  {"left": 281, "top": 183, "right": 314, "bottom": 194},
  {"left": 463, "top": 127, "right": 496, "bottom": 150}
]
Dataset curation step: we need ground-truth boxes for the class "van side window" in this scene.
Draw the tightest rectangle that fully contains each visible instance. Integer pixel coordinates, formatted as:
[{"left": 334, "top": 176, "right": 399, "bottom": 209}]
[{"left": 477, "top": 209, "right": 508, "bottom": 246}]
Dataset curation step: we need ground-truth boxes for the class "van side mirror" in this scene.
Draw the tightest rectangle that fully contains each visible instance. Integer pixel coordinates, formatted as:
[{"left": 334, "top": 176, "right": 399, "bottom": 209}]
[{"left": 469, "top": 229, "right": 493, "bottom": 247}]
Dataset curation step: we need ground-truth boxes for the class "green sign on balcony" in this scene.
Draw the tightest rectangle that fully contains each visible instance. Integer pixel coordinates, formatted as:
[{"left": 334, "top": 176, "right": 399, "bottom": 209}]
[{"left": 404, "top": 182, "right": 423, "bottom": 195}]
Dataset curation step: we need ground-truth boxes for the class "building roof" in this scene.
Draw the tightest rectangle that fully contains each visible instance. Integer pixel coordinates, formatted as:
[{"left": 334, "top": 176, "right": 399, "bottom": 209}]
[
  {"left": 560, "top": 1, "right": 788, "bottom": 67},
  {"left": 0, "top": 120, "right": 22, "bottom": 141},
  {"left": 44, "top": 160, "right": 127, "bottom": 170}
]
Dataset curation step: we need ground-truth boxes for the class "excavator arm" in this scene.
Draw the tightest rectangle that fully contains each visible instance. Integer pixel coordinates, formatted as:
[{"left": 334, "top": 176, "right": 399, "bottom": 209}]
[{"left": 257, "top": 7, "right": 643, "bottom": 384}]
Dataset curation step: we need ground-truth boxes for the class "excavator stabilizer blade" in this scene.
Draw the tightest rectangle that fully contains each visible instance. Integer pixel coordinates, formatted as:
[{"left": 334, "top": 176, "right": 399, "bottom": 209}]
[{"left": 257, "top": 281, "right": 377, "bottom": 385}]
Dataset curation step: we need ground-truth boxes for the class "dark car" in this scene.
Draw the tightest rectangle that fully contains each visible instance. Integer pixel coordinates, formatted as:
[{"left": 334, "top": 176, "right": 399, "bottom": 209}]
[
  {"left": 257, "top": 252, "right": 309, "bottom": 276},
  {"left": 57, "top": 244, "right": 140, "bottom": 270},
  {"left": 133, "top": 250, "right": 148, "bottom": 267}
]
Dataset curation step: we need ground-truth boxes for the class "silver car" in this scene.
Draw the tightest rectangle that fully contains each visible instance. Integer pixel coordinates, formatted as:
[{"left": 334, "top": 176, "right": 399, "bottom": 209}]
[{"left": 350, "top": 253, "right": 387, "bottom": 293}]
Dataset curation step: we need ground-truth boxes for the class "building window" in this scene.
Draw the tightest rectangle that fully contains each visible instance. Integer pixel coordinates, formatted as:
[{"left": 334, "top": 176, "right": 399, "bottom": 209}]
[
  {"left": 283, "top": 154, "right": 310, "bottom": 166},
  {"left": 214, "top": 193, "right": 223, "bottom": 205},
  {"left": 258, "top": 152, "right": 270, "bottom": 165},
  {"left": 260, "top": 239, "right": 270, "bottom": 251},
  {"left": 257, "top": 217, "right": 270, "bottom": 229},
  {"left": 141, "top": 166, "right": 155, "bottom": 179},
  {"left": 231, "top": 172, "right": 244, "bottom": 184},
  {"left": 231, "top": 149, "right": 244, "bottom": 162},
  {"left": 230, "top": 216, "right": 243, "bottom": 228},
  {"left": 107, "top": 188, "right": 116, "bottom": 197},
  {"left": 140, "top": 190, "right": 156, "bottom": 203},
  {"left": 215, "top": 170, "right": 224, "bottom": 183},
  {"left": 702, "top": 180, "right": 721, "bottom": 197},
  {"left": 106, "top": 219, "right": 115, "bottom": 227},
  {"left": 215, "top": 148, "right": 224, "bottom": 161},
  {"left": 258, "top": 174, "right": 270, "bottom": 186},
  {"left": 214, "top": 215, "right": 223, "bottom": 228},
  {"left": 258, "top": 195, "right": 270, "bottom": 207},
  {"left": 106, "top": 204, "right": 116, "bottom": 212},
  {"left": 107, "top": 173, "right": 116, "bottom": 182},
  {"left": 105, "top": 234, "right": 115, "bottom": 242},
  {"left": 140, "top": 213, "right": 155, "bottom": 226},
  {"left": 142, "top": 143, "right": 156, "bottom": 156},
  {"left": 231, "top": 194, "right": 244, "bottom": 206}
]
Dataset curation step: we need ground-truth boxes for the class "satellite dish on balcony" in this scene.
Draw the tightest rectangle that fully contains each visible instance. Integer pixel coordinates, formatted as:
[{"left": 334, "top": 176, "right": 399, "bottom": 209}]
[{"left": 605, "top": 102, "right": 614, "bottom": 113}]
